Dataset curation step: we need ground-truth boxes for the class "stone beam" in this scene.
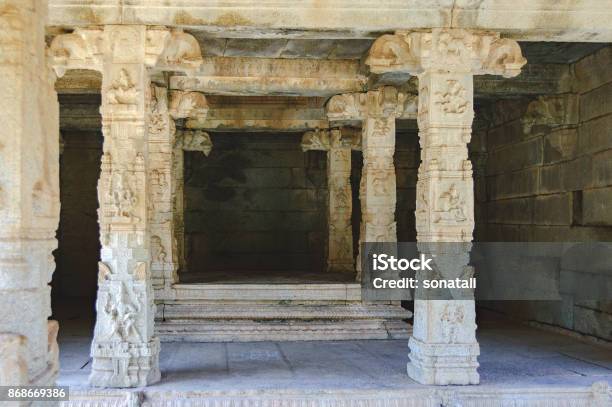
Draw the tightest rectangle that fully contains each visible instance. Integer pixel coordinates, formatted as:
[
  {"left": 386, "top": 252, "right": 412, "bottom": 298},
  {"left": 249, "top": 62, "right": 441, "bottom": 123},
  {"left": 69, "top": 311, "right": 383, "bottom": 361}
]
[
  {"left": 59, "top": 98, "right": 330, "bottom": 132},
  {"left": 370, "top": 64, "right": 572, "bottom": 98},
  {"left": 48, "top": 0, "right": 612, "bottom": 42},
  {"left": 186, "top": 105, "right": 329, "bottom": 132},
  {"left": 170, "top": 57, "right": 366, "bottom": 97},
  {"left": 53, "top": 58, "right": 570, "bottom": 99}
]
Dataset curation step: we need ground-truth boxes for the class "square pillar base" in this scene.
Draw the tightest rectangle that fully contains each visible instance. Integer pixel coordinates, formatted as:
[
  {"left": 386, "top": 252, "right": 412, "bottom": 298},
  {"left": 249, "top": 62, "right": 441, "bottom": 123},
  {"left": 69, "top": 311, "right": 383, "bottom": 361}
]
[
  {"left": 89, "top": 338, "right": 160, "bottom": 388},
  {"left": 407, "top": 337, "right": 479, "bottom": 385}
]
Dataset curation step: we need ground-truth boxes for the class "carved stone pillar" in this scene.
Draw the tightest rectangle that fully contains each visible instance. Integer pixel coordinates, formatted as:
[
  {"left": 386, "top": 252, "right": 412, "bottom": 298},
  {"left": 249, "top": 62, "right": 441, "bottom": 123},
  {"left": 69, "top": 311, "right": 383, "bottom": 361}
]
[
  {"left": 359, "top": 88, "right": 401, "bottom": 282},
  {"left": 0, "top": 0, "right": 61, "bottom": 386},
  {"left": 366, "top": 28, "right": 526, "bottom": 385},
  {"left": 50, "top": 25, "right": 203, "bottom": 388},
  {"left": 326, "top": 89, "right": 416, "bottom": 281},
  {"left": 172, "top": 129, "right": 213, "bottom": 276},
  {"left": 148, "top": 89, "right": 209, "bottom": 296},
  {"left": 301, "top": 128, "right": 357, "bottom": 273}
]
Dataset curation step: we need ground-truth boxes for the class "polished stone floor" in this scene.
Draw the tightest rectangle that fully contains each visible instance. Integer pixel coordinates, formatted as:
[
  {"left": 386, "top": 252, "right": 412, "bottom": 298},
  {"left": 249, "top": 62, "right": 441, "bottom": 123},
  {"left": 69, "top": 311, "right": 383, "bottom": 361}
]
[{"left": 56, "top": 301, "right": 611, "bottom": 392}]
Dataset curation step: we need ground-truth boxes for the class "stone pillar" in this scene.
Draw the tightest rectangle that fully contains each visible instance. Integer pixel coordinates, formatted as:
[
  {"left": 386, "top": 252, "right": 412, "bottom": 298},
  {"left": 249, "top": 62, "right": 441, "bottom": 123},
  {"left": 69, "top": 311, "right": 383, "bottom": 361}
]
[
  {"left": 301, "top": 128, "right": 356, "bottom": 273},
  {"left": 326, "top": 88, "right": 416, "bottom": 281},
  {"left": 366, "top": 29, "right": 526, "bottom": 385},
  {"left": 172, "top": 129, "right": 213, "bottom": 276},
  {"left": 148, "top": 88, "right": 209, "bottom": 296},
  {"left": 49, "top": 25, "right": 203, "bottom": 388},
  {"left": 168, "top": 92, "right": 210, "bottom": 279},
  {"left": 358, "top": 88, "right": 400, "bottom": 282},
  {"left": 92, "top": 26, "right": 161, "bottom": 388},
  {"left": 0, "top": 0, "right": 61, "bottom": 386}
]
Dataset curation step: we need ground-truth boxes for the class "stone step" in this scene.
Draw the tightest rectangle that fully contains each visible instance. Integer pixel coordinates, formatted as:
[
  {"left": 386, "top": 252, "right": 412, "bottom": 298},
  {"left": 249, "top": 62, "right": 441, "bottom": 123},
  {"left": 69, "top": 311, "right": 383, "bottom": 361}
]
[
  {"left": 157, "top": 302, "right": 411, "bottom": 321},
  {"left": 155, "top": 284, "right": 412, "bottom": 342},
  {"left": 155, "top": 319, "right": 412, "bottom": 342}
]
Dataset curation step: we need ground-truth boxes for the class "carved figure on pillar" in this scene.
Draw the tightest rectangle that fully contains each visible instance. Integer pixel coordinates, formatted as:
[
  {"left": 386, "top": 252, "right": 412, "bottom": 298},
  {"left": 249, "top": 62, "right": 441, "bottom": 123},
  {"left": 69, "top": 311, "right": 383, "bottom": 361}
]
[
  {"left": 326, "top": 88, "right": 409, "bottom": 281},
  {"left": 50, "top": 25, "right": 203, "bottom": 388},
  {"left": 366, "top": 28, "right": 526, "bottom": 385}
]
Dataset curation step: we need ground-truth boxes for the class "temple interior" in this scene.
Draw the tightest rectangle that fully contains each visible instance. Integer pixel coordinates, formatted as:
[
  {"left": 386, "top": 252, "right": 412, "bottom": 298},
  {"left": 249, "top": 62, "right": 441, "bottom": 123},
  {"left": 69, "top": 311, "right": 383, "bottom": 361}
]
[{"left": 2, "top": 2, "right": 611, "bottom": 402}]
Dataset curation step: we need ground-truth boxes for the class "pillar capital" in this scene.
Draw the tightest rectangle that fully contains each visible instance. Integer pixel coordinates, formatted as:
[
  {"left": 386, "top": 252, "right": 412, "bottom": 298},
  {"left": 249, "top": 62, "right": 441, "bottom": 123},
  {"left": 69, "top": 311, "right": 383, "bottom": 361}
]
[
  {"left": 326, "top": 87, "right": 417, "bottom": 122},
  {"left": 300, "top": 128, "right": 360, "bottom": 152},
  {"left": 366, "top": 29, "right": 526, "bottom": 78},
  {"left": 49, "top": 26, "right": 203, "bottom": 77}
]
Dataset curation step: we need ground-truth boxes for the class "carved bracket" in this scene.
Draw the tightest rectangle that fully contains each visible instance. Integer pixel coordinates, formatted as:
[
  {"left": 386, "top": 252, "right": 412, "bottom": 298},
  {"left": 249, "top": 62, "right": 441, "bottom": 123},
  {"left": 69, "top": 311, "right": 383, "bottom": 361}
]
[
  {"left": 169, "top": 91, "right": 209, "bottom": 120},
  {"left": 366, "top": 29, "right": 526, "bottom": 78},
  {"left": 49, "top": 27, "right": 203, "bottom": 77},
  {"left": 326, "top": 87, "right": 417, "bottom": 122},
  {"left": 175, "top": 130, "right": 213, "bottom": 156}
]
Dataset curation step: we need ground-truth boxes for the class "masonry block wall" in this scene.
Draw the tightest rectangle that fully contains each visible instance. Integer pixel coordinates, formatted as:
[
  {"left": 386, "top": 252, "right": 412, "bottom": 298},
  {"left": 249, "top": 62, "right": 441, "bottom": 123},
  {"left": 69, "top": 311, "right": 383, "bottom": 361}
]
[
  {"left": 183, "top": 133, "right": 328, "bottom": 277},
  {"left": 474, "top": 46, "right": 612, "bottom": 340},
  {"left": 182, "top": 130, "right": 420, "bottom": 279}
]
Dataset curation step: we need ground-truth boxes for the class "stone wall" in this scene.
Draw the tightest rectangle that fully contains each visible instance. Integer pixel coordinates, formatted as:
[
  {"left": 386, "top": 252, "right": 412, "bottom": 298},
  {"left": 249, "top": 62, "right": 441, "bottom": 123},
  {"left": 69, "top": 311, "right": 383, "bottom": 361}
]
[
  {"left": 183, "top": 133, "right": 328, "bottom": 276},
  {"left": 474, "top": 46, "right": 612, "bottom": 340},
  {"left": 181, "top": 130, "right": 420, "bottom": 278}
]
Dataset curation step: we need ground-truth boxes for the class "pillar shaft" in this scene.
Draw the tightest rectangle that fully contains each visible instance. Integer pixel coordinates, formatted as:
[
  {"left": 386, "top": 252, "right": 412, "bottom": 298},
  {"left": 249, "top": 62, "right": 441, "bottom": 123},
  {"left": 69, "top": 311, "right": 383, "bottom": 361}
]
[
  {"left": 148, "top": 86, "right": 179, "bottom": 292},
  {"left": 357, "top": 88, "right": 399, "bottom": 281},
  {"left": 301, "top": 129, "right": 356, "bottom": 274},
  {"left": 408, "top": 70, "right": 479, "bottom": 385},
  {"left": 0, "top": 0, "right": 60, "bottom": 385},
  {"left": 91, "top": 26, "right": 160, "bottom": 388},
  {"left": 327, "top": 129, "right": 354, "bottom": 273},
  {"left": 366, "top": 28, "right": 526, "bottom": 385}
]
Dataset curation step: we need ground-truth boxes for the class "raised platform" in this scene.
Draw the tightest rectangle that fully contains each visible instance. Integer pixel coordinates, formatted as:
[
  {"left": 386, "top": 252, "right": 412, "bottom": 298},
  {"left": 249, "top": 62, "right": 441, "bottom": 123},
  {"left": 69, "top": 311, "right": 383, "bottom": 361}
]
[{"left": 155, "top": 283, "right": 412, "bottom": 342}]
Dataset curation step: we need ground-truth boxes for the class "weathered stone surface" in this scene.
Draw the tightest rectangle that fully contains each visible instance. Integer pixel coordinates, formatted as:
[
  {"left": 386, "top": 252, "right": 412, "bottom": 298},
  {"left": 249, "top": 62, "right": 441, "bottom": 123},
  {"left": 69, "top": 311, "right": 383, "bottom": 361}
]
[
  {"left": 48, "top": 1, "right": 612, "bottom": 42},
  {"left": 591, "top": 149, "right": 612, "bottom": 188},
  {"left": 539, "top": 157, "right": 591, "bottom": 194},
  {"left": 579, "top": 81, "right": 612, "bottom": 123},
  {"left": 534, "top": 193, "right": 572, "bottom": 226},
  {"left": 573, "top": 45, "right": 612, "bottom": 94},
  {"left": 582, "top": 187, "right": 612, "bottom": 225},
  {"left": 0, "top": 0, "right": 60, "bottom": 386},
  {"left": 543, "top": 128, "right": 578, "bottom": 164},
  {"left": 488, "top": 167, "right": 539, "bottom": 200},
  {"left": 577, "top": 113, "right": 612, "bottom": 156},
  {"left": 487, "top": 137, "right": 543, "bottom": 175},
  {"left": 171, "top": 57, "right": 366, "bottom": 97},
  {"left": 486, "top": 198, "right": 534, "bottom": 225}
]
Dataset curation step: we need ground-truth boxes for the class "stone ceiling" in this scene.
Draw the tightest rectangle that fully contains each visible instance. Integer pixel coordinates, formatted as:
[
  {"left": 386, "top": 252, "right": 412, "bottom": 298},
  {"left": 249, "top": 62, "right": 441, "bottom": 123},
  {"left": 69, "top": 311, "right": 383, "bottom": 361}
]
[{"left": 188, "top": 34, "right": 608, "bottom": 64}]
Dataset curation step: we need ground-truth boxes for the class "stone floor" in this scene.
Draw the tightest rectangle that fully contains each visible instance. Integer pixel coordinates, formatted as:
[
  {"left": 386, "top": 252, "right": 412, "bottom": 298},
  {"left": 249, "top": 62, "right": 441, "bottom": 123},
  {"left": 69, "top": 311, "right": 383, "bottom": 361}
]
[{"left": 57, "top": 304, "right": 611, "bottom": 394}]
